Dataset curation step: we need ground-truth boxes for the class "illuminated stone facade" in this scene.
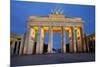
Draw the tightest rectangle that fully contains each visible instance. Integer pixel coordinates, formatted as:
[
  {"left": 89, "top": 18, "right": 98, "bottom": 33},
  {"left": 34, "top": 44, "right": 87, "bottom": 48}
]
[
  {"left": 23, "top": 11, "right": 85, "bottom": 55},
  {"left": 10, "top": 10, "right": 95, "bottom": 55}
]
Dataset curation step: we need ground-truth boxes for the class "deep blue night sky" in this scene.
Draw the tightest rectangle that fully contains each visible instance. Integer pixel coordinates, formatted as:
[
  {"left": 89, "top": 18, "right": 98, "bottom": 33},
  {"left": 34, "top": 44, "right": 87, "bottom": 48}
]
[{"left": 11, "top": 0, "right": 95, "bottom": 48}]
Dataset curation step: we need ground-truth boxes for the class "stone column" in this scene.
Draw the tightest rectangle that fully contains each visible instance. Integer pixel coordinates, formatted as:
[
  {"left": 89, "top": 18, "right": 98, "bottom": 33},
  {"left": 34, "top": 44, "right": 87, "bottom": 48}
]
[
  {"left": 83, "top": 34, "right": 87, "bottom": 52},
  {"left": 92, "top": 36, "right": 95, "bottom": 53},
  {"left": 81, "top": 27, "right": 85, "bottom": 52},
  {"left": 69, "top": 27, "right": 73, "bottom": 53},
  {"left": 86, "top": 37, "right": 90, "bottom": 52},
  {"left": 18, "top": 41, "right": 21, "bottom": 55},
  {"left": 19, "top": 36, "right": 24, "bottom": 55},
  {"left": 61, "top": 27, "right": 66, "bottom": 53},
  {"left": 91, "top": 37, "right": 93, "bottom": 52},
  {"left": 27, "top": 28, "right": 35, "bottom": 54},
  {"left": 11, "top": 41, "right": 15, "bottom": 55},
  {"left": 72, "top": 27, "right": 77, "bottom": 53},
  {"left": 21, "top": 33, "right": 27, "bottom": 55},
  {"left": 76, "top": 27, "right": 82, "bottom": 52},
  {"left": 81, "top": 25, "right": 86, "bottom": 52},
  {"left": 36, "top": 26, "right": 44, "bottom": 54},
  {"left": 23, "top": 26, "right": 30, "bottom": 54},
  {"left": 36, "top": 26, "right": 40, "bottom": 54},
  {"left": 48, "top": 26, "right": 53, "bottom": 53},
  {"left": 31, "top": 28, "right": 36, "bottom": 54},
  {"left": 15, "top": 41, "right": 19, "bottom": 55},
  {"left": 23, "top": 36, "right": 27, "bottom": 54},
  {"left": 39, "top": 28, "right": 44, "bottom": 54}
]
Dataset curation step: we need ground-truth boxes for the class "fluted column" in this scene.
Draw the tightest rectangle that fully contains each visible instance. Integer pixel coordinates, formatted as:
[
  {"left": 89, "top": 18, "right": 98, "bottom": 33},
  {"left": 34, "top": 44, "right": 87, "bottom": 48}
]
[
  {"left": 86, "top": 37, "right": 90, "bottom": 52},
  {"left": 61, "top": 26, "right": 66, "bottom": 53},
  {"left": 69, "top": 27, "right": 73, "bottom": 53},
  {"left": 27, "top": 27, "right": 36, "bottom": 54},
  {"left": 80, "top": 25, "right": 86, "bottom": 52},
  {"left": 36, "top": 26, "right": 41, "bottom": 54},
  {"left": 18, "top": 41, "right": 21, "bottom": 55},
  {"left": 80, "top": 27, "right": 86, "bottom": 52},
  {"left": 23, "top": 26, "right": 31, "bottom": 54},
  {"left": 15, "top": 41, "right": 19, "bottom": 55},
  {"left": 19, "top": 41, "right": 22, "bottom": 55},
  {"left": 73, "top": 27, "right": 77, "bottom": 53},
  {"left": 48, "top": 26, "right": 53, "bottom": 53},
  {"left": 76, "top": 27, "right": 82, "bottom": 52},
  {"left": 19, "top": 35, "right": 24, "bottom": 55},
  {"left": 10, "top": 41, "right": 15, "bottom": 55},
  {"left": 39, "top": 28, "right": 44, "bottom": 54},
  {"left": 83, "top": 34, "right": 87, "bottom": 52},
  {"left": 11, "top": 41, "right": 15, "bottom": 55},
  {"left": 32, "top": 28, "right": 36, "bottom": 54},
  {"left": 36, "top": 26, "right": 44, "bottom": 54}
]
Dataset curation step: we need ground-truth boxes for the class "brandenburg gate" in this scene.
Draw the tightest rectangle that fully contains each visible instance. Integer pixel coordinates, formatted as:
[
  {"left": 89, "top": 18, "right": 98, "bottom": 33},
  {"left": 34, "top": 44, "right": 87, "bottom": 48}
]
[{"left": 23, "top": 10, "right": 86, "bottom": 54}]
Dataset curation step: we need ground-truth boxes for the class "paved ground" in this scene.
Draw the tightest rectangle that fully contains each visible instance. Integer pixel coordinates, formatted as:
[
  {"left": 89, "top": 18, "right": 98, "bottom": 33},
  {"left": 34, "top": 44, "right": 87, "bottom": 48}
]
[{"left": 11, "top": 53, "right": 95, "bottom": 66}]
